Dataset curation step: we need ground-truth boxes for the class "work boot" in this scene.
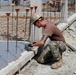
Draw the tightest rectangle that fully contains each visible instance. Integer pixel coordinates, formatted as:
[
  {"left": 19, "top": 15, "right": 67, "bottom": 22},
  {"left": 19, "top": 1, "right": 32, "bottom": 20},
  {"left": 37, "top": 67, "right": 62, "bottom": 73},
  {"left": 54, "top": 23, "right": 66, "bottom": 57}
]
[{"left": 51, "top": 59, "right": 63, "bottom": 69}]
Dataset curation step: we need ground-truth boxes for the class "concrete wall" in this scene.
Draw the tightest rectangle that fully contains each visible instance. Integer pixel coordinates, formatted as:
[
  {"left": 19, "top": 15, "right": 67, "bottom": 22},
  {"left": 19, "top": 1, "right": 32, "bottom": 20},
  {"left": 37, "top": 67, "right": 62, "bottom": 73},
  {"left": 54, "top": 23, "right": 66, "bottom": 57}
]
[
  {"left": 30, "top": 0, "right": 43, "bottom": 43},
  {"left": 0, "top": 0, "right": 12, "bottom": 5},
  {"left": 61, "top": 0, "right": 68, "bottom": 22}
]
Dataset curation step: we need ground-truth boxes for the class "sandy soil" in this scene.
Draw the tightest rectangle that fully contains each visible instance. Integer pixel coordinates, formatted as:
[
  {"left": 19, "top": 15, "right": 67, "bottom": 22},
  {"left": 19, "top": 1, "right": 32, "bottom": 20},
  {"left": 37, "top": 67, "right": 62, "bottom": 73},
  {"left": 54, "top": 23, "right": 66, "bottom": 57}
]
[{"left": 21, "top": 49, "right": 76, "bottom": 75}]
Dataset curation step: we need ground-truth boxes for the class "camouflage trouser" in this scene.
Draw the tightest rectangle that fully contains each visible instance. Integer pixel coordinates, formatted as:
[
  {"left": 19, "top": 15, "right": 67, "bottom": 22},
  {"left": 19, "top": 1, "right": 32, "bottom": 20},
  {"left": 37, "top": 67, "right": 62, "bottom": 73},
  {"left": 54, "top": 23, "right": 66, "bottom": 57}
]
[{"left": 37, "top": 41, "right": 66, "bottom": 64}]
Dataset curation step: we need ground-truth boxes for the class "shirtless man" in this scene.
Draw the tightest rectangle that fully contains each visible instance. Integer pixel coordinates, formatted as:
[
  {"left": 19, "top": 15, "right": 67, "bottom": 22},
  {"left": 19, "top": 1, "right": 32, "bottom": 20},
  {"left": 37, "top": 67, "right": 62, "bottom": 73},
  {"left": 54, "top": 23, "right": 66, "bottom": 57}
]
[{"left": 28, "top": 13, "right": 66, "bottom": 69}]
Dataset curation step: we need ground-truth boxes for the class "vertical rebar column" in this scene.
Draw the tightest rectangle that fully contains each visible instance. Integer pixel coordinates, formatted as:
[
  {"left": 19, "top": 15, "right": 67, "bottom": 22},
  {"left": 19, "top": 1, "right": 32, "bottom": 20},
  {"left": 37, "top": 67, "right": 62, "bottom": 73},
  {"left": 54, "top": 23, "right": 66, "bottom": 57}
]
[
  {"left": 24, "top": 8, "right": 29, "bottom": 38},
  {"left": 54, "top": 0, "right": 57, "bottom": 23},
  {"left": 34, "top": 6, "right": 38, "bottom": 41},
  {"left": 49, "top": 2, "right": 52, "bottom": 21},
  {"left": 15, "top": 8, "right": 20, "bottom": 57},
  {"left": 0, "top": 0, "right": 1, "bottom": 8},
  {"left": 10, "top": 3, "right": 15, "bottom": 34},
  {"left": 6, "top": 12, "right": 10, "bottom": 64},
  {"left": 34, "top": 6, "right": 37, "bottom": 13},
  {"left": 57, "top": 0, "right": 61, "bottom": 22},
  {"left": 42, "top": 2, "right": 46, "bottom": 19},
  {"left": 30, "top": 7, "right": 33, "bottom": 16},
  {"left": 75, "top": 0, "right": 76, "bottom": 13},
  {"left": 28, "top": 7, "right": 33, "bottom": 40},
  {"left": 46, "top": 1, "right": 49, "bottom": 19}
]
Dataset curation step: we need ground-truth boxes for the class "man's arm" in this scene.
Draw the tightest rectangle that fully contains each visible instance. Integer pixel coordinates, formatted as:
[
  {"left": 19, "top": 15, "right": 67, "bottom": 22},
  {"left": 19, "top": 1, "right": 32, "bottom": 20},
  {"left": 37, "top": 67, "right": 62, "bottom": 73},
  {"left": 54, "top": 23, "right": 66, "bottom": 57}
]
[
  {"left": 32, "top": 40, "right": 44, "bottom": 46},
  {"left": 31, "top": 35, "right": 48, "bottom": 47}
]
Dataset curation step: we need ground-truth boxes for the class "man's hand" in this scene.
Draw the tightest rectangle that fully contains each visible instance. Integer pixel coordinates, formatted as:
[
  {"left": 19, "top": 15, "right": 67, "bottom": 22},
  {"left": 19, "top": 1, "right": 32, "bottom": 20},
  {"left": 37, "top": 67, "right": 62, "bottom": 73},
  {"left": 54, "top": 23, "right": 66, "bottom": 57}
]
[
  {"left": 28, "top": 44, "right": 33, "bottom": 47},
  {"left": 33, "top": 42, "right": 36, "bottom": 44},
  {"left": 28, "top": 42, "right": 36, "bottom": 47}
]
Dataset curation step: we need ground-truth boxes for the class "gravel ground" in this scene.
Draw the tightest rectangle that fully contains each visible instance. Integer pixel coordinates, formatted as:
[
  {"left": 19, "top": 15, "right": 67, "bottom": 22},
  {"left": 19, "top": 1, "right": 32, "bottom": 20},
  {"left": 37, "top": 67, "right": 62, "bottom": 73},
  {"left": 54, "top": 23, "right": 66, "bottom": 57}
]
[
  {"left": 20, "top": 49, "right": 76, "bottom": 75},
  {"left": 20, "top": 15, "right": 76, "bottom": 75},
  {"left": 0, "top": 17, "right": 30, "bottom": 40}
]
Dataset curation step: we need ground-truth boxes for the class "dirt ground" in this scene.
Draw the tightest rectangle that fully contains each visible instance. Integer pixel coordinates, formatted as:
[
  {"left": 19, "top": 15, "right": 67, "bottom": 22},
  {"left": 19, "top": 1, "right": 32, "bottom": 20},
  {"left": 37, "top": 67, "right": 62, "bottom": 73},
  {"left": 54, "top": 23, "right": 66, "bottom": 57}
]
[
  {"left": 0, "top": 17, "right": 30, "bottom": 40},
  {"left": 21, "top": 48, "right": 76, "bottom": 75}
]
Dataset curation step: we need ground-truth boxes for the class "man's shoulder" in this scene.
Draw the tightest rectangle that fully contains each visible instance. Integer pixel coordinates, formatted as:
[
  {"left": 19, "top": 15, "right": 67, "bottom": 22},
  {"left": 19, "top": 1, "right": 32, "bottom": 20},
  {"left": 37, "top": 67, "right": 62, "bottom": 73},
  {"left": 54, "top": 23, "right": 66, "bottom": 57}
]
[
  {"left": 46, "top": 21, "right": 55, "bottom": 26},
  {"left": 46, "top": 22, "right": 56, "bottom": 29}
]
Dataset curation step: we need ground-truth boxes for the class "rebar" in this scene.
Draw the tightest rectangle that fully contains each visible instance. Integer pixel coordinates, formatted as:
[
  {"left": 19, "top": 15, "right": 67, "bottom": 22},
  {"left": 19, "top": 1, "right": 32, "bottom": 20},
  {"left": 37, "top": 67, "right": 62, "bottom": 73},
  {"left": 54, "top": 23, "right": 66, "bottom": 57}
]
[
  {"left": 46, "top": 1, "right": 49, "bottom": 19},
  {"left": 0, "top": 0, "right": 1, "bottom": 8},
  {"left": 34, "top": 6, "right": 38, "bottom": 42},
  {"left": 15, "top": 8, "right": 20, "bottom": 57},
  {"left": 57, "top": 1, "right": 61, "bottom": 21},
  {"left": 10, "top": 3, "right": 15, "bottom": 34},
  {"left": 6, "top": 12, "right": 11, "bottom": 64},
  {"left": 28, "top": 7, "right": 33, "bottom": 41},
  {"left": 34, "top": 6, "right": 37, "bottom": 12},
  {"left": 30, "top": 7, "right": 33, "bottom": 16},
  {"left": 24, "top": 8, "right": 29, "bottom": 38},
  {"left": 54, "top": 0, "right": 56, "bottom": 23},
  {"left": 42, "top": 2, "right": 46, "bottom": 19},
  {"left": 49, "top": 2, "right": 52, "bottom": 21}
]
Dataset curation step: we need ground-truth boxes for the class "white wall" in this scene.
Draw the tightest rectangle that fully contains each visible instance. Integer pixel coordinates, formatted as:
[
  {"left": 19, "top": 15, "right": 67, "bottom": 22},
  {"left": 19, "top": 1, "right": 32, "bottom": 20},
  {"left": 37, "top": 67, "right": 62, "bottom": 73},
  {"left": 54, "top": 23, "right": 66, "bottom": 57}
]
[{"left": 61, "top": 0, "right": 68, "bottom": 22}]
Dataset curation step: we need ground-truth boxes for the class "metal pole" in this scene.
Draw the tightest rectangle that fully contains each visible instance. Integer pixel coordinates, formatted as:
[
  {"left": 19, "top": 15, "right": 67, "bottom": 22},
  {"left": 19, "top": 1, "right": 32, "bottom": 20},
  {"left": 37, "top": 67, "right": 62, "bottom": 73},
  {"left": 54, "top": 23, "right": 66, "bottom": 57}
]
[
  {"left": 24, "top": 8, "right": 29, "bottom": 38},
  {"left": 0, "top": 0, "right": 1, "bottom": 8},
  {"left": 54, "top": 0, "right": 56, "bottom": 23},
  {"left": 34, "top": 6, "right": 37, "bottom": 42},
  {"left": 75, "top": 0, "right": 76, "bottom": 13},
  {"left": 30, "top": 7, "right": 33, "bottom": 16},
  {"left": 6, "top": 12, "right": 11, "bottom": 64},
  {"left": 10, "top": 3, "right": 15, "bottom": 34},
  {"left": 57, "top": 0, "right": 61, "bottom": 22},
  {"left": 46, "top": 1, "right": 49, "bottom": 19},
  {"left": 49, "top": 2, "right": 52, "bottom": 21},
  {"left": 28, "top": 7, "right": 33, "bottom": 40},
  {"left": 42, "top": 2, "right": 46, "bottom": 19},
  {"left": 15, "top": 8, "right": 20, "bottom": 57},
  {"left": 34, "top": 6, "right": 37, "bottom": 12}
]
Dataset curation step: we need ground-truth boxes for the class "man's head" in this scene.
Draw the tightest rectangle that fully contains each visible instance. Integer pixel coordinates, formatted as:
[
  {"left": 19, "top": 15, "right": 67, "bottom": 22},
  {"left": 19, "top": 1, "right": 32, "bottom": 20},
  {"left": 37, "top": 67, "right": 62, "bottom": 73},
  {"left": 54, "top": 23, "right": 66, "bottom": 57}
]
[{"left": 30, "top": 13, "right": 44, "bottom": 28}]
